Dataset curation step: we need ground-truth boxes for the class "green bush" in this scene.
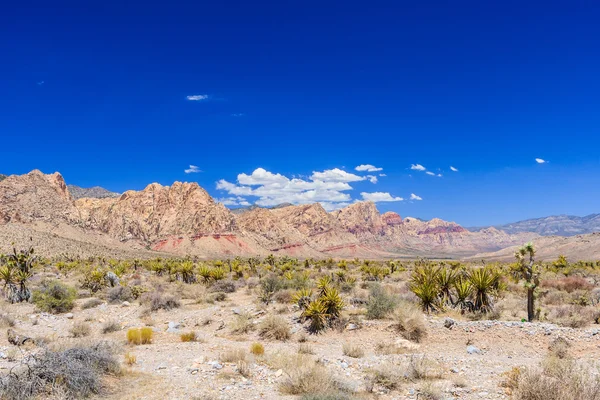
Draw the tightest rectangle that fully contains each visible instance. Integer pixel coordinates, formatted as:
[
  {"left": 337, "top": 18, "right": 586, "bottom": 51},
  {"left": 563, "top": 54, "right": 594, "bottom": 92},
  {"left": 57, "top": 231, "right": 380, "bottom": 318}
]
[
  {"left": 366, "top": 284, "right": 398, "bottom": 319},
  {"left": 32, "top": 280, "right": 77, "bottom": 314}
]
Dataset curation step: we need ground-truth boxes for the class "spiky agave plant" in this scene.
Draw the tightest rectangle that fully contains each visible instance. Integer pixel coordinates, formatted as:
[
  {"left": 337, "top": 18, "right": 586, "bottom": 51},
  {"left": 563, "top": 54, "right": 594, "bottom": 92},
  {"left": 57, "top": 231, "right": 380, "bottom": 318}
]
[
  {"left": 316, "top": 275, "right": 333, "bottom": 296},
  {"left": 436, "top": 268, "right": 457, "bottom": 305},
  {"left": 198, "top": 265, "right": 212, "bottom": 284}
]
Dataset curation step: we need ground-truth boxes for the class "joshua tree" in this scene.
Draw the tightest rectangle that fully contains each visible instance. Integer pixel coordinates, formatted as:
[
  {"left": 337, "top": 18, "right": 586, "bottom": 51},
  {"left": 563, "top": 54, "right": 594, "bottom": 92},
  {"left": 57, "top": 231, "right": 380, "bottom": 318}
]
[{"left": 513, "top": 242, "right": 539, "bottom": 322}]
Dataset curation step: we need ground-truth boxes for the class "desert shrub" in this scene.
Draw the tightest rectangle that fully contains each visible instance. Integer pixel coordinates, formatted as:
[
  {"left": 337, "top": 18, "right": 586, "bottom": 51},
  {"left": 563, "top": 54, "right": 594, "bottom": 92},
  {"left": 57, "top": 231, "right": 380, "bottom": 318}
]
[
  {"left": 220, "top": 348, "right": 246, "bottom": 363},
  {"left": 102, "top": 320, "right": 121, "bottom": 334},
  {"left": 541, "top": 276, "right": 593, "bottom": 293},
  {"left": 374, "top": 342, "right": 405, "bottom": 355},
  {"left": 237, "top": 360, "right": 251, "bottom": 377},
  {"left": 394, "top": 302, "right": 427, "bottom": 342},
  {"left": 142, "top": 292, "right": 181, "bottom": 311},
  {"left": 542, "top": 290, "right": 570, "bottom": 306},
  {"left": 274, "top": 289, "right": 294, "bottom": 304},
  {"left": 0, "top": 313, "right": 15, "bottom": 328},
  {"left": 127, "top": 327, "right": 153, "bottom": 345},
  {"left": 0, "top": 341, "right": 120, "bottom": 400},
  {"left": 418, "top": 381, "right": 443, "bottom": 400},
  {"left": 32, "top": 280, "right": 77, "bottom": 314},
  {"left": 81, "top": 268, "right": 107, "bottom": 293},
  {"left": 180, "top": 331, "right": 199, "bottom": 342},
  {"left": 70, "top": 321, "right": 92, "bottom": 338},
  {"left": 250, "top": 342, "right": 264, "bottom": 356},
  {"left": 231, "top": 312, "right": 255, "bottom": 334},
  {"left": 259, "top": 274, "right": 283, "bottom": 304},
  {"left": 107, "top": 286, "right": 133, "bottom": 303},
  {"left": 513, "top": 357, "right": 600, "bottom": 400},
  {"left": 279, "top": 354, "right": 335, "bottom": 395},
  {"left": 342, "top": 343, "right": 364, "bottom": 358},
  {"left": 82, "top": 298, "right": 103, "bottom": 309},
  {"left": 406, "top": 355, "right": 444, "bottom": 380},
  {"left": 548, "top": 337, "right": 570, "bottom": 359},
  {"left": 547, "top": 305, "right": 592, "bottom": 328},
  {"left": 210, "top": 279, "right": 237, "bottom": 293},
  {"left": 366, "top": 284, "right": 398, "bottom": 319},
  {"left": 259, "top": 314, "right": 291, "bottom": 341},
  {"left": 371, "top": 363, "right": 403, "bottom": 390}
]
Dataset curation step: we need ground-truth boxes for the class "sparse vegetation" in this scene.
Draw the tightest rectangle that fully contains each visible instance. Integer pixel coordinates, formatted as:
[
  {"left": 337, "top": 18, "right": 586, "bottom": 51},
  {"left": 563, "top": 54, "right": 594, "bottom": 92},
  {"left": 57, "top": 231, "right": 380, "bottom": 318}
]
[
  {"left": 127, "top": 327, "right": 153, "bottom": 345},
  {"left": 250, "top": 342, "right": 265, "bottom": 356},
  {"left": 70, "top": 321, "right": 92, "bottom": 337},
  {"left": 32, "top": 279, "right": 77, "bottom": 313},
  {"left": 259, "top": 314, "right": 291, "bottom": 341}
]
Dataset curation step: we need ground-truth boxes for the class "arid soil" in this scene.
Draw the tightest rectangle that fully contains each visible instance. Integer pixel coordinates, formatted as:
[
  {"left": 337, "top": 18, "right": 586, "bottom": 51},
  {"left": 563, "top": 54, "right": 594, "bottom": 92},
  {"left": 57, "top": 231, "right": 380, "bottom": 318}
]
[{"left": 3, "top": 286, "right": 599, "bottom": 400}]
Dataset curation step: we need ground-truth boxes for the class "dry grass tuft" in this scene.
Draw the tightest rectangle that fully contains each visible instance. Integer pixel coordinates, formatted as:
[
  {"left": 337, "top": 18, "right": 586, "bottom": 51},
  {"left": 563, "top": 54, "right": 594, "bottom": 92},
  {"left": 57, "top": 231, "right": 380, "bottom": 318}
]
[
  {"left": 278, "top": 354, "right": 335, "bottom": 395},
  {"left": 220, "top": 348, "right": 247, "bottom": 363},
  {"left": 298, "top": 344, "right": 315, "bottom": 355},
  {"left": 127, "top": 327, "right": 153, "bottom": 345},
  {"left": 250, "top": 342, "right": 265, "bottom": 356},
  {"left": 259, "top": 314, "right": 291, "bottom": 341},
  {"left": 102, "top": 320, "right": 121, "bottom": 334},
  {"left": 393, "top": 302, "right": 427, "bottom": 342},
  {"left": 180, "top": 331, "right": 199, "bottom": 342},
  {"left": 231, "top": 312, "right": 255, "bottom": 334},
  {"left": 342, "top": 343, "right": 364, "bottom": 358},
  {"left": 70, "top": 321, "right": 91, "bottom": 338},
  {"left": 124, "top": 352, "right": 137, "bottom": 366}
]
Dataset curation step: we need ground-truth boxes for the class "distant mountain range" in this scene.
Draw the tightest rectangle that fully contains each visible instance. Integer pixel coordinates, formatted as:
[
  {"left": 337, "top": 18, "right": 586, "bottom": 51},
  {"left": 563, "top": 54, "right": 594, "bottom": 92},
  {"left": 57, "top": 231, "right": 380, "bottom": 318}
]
[
  {"left": 469, "top": 214, "right": 600, "bottom": 237},
  {"left": 0, "top": 174, "right": 6, "bottom": 181},
  {"left": 67, "top": 185, "right": 120, "bottom": 200}
]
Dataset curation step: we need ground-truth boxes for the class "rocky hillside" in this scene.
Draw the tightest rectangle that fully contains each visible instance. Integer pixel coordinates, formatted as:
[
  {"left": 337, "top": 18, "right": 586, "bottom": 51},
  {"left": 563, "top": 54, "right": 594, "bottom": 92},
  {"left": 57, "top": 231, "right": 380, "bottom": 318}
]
[
  {"left": 67, "top": 185, "right": 120, "bottom": 200},
  {"left": 0, "top": 170, "right": 545, "bottom": 259},
  {"left": 470, "top": 214, "right": 600, "bottom": 236},
  {"left": 0, "top": 174, "right": 6, "bottom": 181}
]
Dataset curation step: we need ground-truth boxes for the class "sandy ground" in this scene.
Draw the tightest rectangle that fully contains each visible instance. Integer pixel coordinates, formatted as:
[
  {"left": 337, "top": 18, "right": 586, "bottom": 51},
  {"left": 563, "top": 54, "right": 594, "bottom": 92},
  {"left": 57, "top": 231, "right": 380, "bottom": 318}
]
[{"left": 2, "top": 289, "right": 600, "bottom": 400}]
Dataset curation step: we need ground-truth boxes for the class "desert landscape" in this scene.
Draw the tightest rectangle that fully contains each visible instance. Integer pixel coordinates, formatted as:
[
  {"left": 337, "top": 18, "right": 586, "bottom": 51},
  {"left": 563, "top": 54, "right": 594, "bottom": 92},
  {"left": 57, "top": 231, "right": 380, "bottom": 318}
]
[{"left": 1, "top": 171, "right": 600, "bottom": 400}]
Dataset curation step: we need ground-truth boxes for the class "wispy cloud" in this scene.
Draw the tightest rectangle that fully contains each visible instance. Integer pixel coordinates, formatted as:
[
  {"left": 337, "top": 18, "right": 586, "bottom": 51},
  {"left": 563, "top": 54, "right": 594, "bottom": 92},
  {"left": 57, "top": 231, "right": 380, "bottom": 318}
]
[
  {"left": 411, "top": 164, "right": 426, "bottom": 171},
  {"left": 360, "top": 192, "right": 404, "bottom": 202},
  {"left": 184, "top": 165, "right": 201, "bottom": 173},
  {"left": 410, "top": 193, "right": 423, "bottom": 201},
  {"left": 535, "top": 158, "right": 547, "bottom": 164},
  {"left": 366, "top": 175, "right": 378, "bottom": 184},
  {"left": 355, "top": 164, "right": 383, "bottom": 172},
  {"left": 310, "top": 168, "right": 366, "bottom": 183},
  {"left": 450, "top": 166, "right": 458, "bottom": 172},
  {"left": 231, "top": 113, "right": 245, "bottom": 117},
  {"left": 37, "top": 81, "right": 44, "bottom": 86},
  {"left": 426, "top": 171, "right": 442, "bottom": 177},
  {"left": 379, "top": 173, "right": 387, "bottom": 177},
  {"left": 186, "top": 94, "right": 210, "bottom": 101}
]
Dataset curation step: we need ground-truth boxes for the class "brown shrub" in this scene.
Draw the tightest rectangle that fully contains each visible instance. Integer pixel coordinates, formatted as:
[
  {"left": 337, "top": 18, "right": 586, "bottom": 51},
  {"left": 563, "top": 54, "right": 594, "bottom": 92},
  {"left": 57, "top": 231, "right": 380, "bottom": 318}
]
[
  {"left": 541, "top": 277, "right": 593, "bottom": 293},
  {"left": 394, "top": 302, "right": 427, "bottom": 342},
  {"left": 258, "top": 315, "right": 291, "bottom": 341}
]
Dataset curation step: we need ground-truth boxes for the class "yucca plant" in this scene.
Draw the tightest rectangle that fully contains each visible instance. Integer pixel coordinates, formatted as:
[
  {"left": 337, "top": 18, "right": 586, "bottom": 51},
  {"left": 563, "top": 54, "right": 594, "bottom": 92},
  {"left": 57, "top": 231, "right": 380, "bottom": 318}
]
[
  {"left": 513, "top": 242, "right": 540, "bottom": 321},
  {"left": 210, "top": 267, "right": 226, "bottom": 281},
  {"left": 467, "top": 266, "right": 501, "bottom": 313},
  {"left": 178, "top": 261, "right": 196, "bottom": 284},
  {"left": 319, "top": 287, "right": 344, "bottom": 320},
  {"left": 437, "top": 268, "right": 457, "bottom": 305},
  {"left": 453, "top": 278, "right": 474, "bottom": 312},
  {"left": 302, "top": 300, "right": 328, "bottom": 333},
  {"left": 316, "top": 275, "right": 332, "bottom": 296},
  {"left": 293, "top": 288, "right": 313, "bottom": 310},
  {"left": 410, "top": 264, "right": 441, "bottom": 312}
]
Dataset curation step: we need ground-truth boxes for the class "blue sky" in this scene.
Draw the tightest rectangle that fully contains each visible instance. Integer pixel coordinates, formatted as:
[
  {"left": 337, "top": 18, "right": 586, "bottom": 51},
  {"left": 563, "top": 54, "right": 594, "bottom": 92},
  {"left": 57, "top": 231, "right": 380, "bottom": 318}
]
[{"left": 1, "top": 1, "right": 599, "bottom": 226}]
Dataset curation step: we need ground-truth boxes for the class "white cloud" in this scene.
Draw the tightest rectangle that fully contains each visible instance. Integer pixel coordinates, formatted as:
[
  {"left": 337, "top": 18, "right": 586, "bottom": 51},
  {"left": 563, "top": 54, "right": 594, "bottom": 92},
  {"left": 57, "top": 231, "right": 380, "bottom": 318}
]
[
  {"left": 186, "top": 94, "right": 209, "bottom": 101},
  {"left": 535, "top": 158, "right": 547, "bottom": 164},
  {"left": 366, "top": 175, "right": 378, "bottom": 184},
  {"left": 184, "top": 165, "right": 201, "bottom": 174},
  {"left": 360, "top": 192, "right": 404, "bottom": 202},
  {"left": 411, "top": 164, "right": 426, "bottom": 171},
  {"left": 238, "top": 168, "right": 288, "bottom": 186},
  {"left": 379, "top": 173, "right": 387, "bottom": 177},
  {"left": 231, "top": 113, "right": 245, "bottom": 117},
  {"left": 355, "top": 164, "right": 383, "bottom": 172},
  {"left": 410, "top": 193, "right": 423, "bottom": 201},
  {"left": 450, "top": 166, "right": 459, "bottom": 172},
  {"left": 426, "top": 171, "right": 435, "bottom": 176},
  {"left": 310, "top": 168, "right": 365, "bottom": 183},
  {"left": 217, "top": 196, "right": 251, "bottom": 206}
]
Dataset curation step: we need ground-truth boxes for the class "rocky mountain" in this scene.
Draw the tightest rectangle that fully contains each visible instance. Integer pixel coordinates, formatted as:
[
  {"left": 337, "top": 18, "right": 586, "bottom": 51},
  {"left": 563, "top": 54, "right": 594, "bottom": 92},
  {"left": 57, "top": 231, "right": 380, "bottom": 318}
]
[
  {"left": 470, "top": 214, "right": 600, "bottom": 237},
  {"left": 0, "top": 170, "right": 549, "bottom": 259},
  {"left": 0, "top": 174, "right": 6, "bottom": 181},
  {"left": 67, "top": 185, "right": 120, "bottom": 200}
]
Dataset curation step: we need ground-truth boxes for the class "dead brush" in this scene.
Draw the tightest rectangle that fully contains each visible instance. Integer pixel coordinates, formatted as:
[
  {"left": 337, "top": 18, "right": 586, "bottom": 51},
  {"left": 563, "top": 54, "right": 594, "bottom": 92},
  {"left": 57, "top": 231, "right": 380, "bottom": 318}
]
[
  {"left": 278, "top": 354, "right": 335, "bottom": 395},
  {"left": 393, "top": 302, "right": 427, "bottom": 342},
  {"left": 220, "top": 348, "right": 246, "bottom": 363},
  {"left": 342, "top": 343, "right": 364, "bottom": 358},
  {"left": 258, "top": 314, "right": 291, "bottom": 341},
  {"left": 230, "top": 312, "right": 255, "bottom": 334}
]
